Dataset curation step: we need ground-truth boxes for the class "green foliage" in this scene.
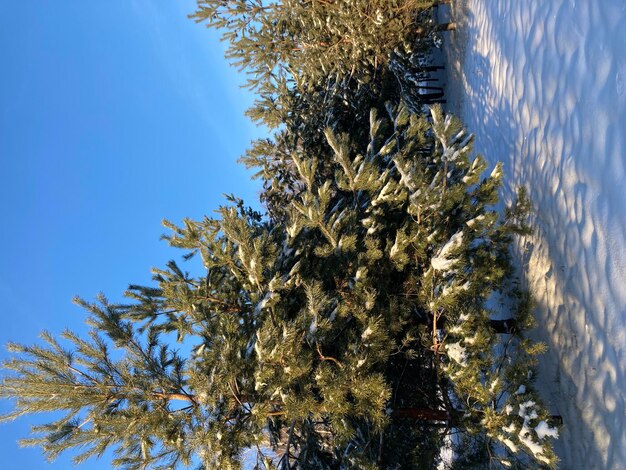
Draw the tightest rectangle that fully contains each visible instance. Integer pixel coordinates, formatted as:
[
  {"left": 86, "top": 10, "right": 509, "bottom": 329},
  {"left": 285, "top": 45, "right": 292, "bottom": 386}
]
[
  {"left": 2, "top": 104, "right": 557, "bottom": 469},
  {"left": 205, "top": 0, "right": 444, "bottom": 223},
  {"left": 192, "top": 0, "right": 436, "bottom": 91},
  {"left": 1, "top": 298, "right": 197, "bottom": 468}
]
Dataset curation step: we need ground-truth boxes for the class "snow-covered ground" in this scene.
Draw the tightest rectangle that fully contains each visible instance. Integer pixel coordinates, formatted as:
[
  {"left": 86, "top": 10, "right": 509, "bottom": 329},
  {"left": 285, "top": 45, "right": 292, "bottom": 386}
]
[{"left": 443, "top": 1, "right": 626, "bottom": 468}]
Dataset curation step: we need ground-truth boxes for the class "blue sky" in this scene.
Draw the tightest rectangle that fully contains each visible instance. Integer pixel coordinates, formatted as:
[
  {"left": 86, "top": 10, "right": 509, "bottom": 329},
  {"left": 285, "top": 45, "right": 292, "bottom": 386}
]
[{"left": 0, "top": 1, "right": 262, "bottom": 467}]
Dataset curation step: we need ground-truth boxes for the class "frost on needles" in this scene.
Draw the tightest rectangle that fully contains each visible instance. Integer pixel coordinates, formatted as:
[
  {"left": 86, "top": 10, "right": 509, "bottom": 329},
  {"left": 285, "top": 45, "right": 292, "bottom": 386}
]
[{"left": 1, "top": 104, "right": 558, "bottom": 469}]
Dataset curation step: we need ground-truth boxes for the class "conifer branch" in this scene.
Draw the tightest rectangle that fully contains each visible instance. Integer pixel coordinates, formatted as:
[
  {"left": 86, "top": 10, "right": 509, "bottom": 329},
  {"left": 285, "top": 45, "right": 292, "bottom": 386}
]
[
  {"left": 392, "top": 407, "right": 449, "bottom": 421},
  {"left": 315, "top": 343, "right": 343, "bottom": 369},
  {"left": 284, "top": 419, "right": 296, "bottom": 468}
]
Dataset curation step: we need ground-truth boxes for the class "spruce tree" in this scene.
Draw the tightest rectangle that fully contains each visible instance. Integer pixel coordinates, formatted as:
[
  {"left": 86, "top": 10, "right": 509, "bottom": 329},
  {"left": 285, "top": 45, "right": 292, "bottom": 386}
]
[{"left": 1, "top": 105, "right": 558, "bottom": 469}]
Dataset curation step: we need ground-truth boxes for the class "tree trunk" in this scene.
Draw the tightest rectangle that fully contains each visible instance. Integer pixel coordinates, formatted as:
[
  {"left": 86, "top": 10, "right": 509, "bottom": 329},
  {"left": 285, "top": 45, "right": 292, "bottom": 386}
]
[
  {"left": 420, "top": 65, "right": 445, "bottom": 72},
  {"left": 392, "top": 407, "right": 449, "bottom": 421},
  {"left": 435, "top": 22, "right": 456, "bottom": 32},
  {"left": 415, "top": 23, "right": 457, "bottom": 37},
  {"left": 414, "top": 77, "right": 441, "bottom": 83},
  {"left": 416, "top": 85, "right": 444, "bottom": 92},
  {"left": 417, "top": 91, "right": 445, "bottom": 103},
  {"left": 488, "top": 318, "right": 518, "bottom": 334}
]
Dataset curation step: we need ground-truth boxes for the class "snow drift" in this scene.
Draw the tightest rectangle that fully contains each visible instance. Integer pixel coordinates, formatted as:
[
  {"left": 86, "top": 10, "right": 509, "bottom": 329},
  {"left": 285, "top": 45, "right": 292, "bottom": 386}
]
[{"left": 444, "top": 1, "right": 626, "bottom": 468}]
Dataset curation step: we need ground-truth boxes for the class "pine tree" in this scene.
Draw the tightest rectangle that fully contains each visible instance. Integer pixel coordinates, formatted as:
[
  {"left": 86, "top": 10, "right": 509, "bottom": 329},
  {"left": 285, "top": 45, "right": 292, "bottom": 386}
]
[
  {"left": 199, "top": 0, "right": 450, "bottom": 222},
  {"left": 1, "top": 105, "right": 557, "bottom": 469},
  {"left": 191, "top": 0, "right": 437, "bottom": 92}
]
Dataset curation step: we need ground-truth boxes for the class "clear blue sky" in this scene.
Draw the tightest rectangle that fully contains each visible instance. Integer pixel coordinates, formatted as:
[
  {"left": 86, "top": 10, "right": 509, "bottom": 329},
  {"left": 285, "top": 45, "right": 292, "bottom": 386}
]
[{"left": 0, "top": 1, "right": 262, "bottom": 467}]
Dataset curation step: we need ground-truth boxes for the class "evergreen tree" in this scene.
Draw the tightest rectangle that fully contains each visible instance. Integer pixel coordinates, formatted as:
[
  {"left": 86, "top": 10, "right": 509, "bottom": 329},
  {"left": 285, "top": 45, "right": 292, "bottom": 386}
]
[
  {"left": 191, "top": 0, "right": 437, "bottom": 93},
  {"left": 1, "top": 105, "right": 558, "bottom": 469},
  {"left": 195, "top": 0, "right": 449, "bottom": 222}
]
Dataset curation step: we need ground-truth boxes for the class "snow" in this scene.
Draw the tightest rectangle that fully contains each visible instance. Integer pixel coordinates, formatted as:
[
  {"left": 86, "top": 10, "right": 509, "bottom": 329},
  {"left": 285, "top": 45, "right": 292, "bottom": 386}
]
[
  {"left": 489, "top": 164, "right": 501, "bottom": 180},
  {"left": 501, "top": 438, "right": 518, "bottom": 453},
  {"left": 389, "top": 240, "right": 400, "bottom": 258},
  {"left": 254, "top": 339, "right": 263, "bottom": 361},
  {"left": 465, "top": 214, "right": 484, "bottom": 228},
  {"left": 444, "top": 1, "right": 626, "bottom": 468},
  {"left": 518, "top": 427, "right": 548, "bottom": 463},
  {"left": 393, "top": 156, "right": 417, "bottom": 191},
  {"left": 372, "top": 181, "right": 394, "bottom": 206},
  {"left": 463, "top": 332, "right": 478, "bottom": 345},
  {"left": 535, "top": 420, "right": 559, "bottom": 440},
  {"left": 518, "top": 400, "right": 538, "bottom": 421},
  {"left": 501, "top": 422, "right": 515, "bottom": 434},
  {"left": 446, "top": 341, "right": 468, "bottom": 366},
  {"left": 361, "top": 326, "right": 373, "bottom": 340},
  {"left": 437, "top": 431, "right": 454, "bottom": 469},
  {"left": 515, "top": 399, "right": 552, "bottom": 461},
  {"left": 431, "top": 255, "right": 457, "bottom": 272},
  {"left": 448, "top": 324, "right": 462, "bottom": 335},
  {"left": 255, "top": 292, "right": 272, "bottom": 315},
  {"left": 431, "top": 231, "right": 464, "bottom": 271}
]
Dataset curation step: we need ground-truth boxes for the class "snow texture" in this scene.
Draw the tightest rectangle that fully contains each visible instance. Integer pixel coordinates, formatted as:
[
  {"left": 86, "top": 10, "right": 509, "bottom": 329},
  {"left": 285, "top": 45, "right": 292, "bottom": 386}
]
[{"left": 444, "top": 1, "right": 626, "bottom": 468}]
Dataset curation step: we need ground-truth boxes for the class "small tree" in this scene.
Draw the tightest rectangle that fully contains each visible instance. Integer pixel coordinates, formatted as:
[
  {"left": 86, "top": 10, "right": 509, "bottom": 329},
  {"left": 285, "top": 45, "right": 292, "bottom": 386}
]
[
  {"left": 1, "top": 105, "right": 558, "bottom": 469},
  {"left": 192, "top": 0, "right": 437, "bottom": 91}
]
